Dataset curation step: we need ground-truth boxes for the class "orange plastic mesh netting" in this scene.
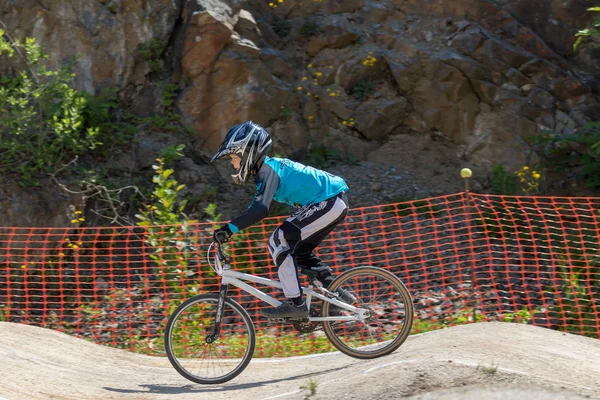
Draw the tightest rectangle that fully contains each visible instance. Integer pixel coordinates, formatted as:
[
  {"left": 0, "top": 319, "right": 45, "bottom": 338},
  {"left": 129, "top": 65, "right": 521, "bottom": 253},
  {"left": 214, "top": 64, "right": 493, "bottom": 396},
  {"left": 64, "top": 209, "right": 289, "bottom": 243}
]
[{"left": 0, "top": 192, "right": 599, "bottom": 355}]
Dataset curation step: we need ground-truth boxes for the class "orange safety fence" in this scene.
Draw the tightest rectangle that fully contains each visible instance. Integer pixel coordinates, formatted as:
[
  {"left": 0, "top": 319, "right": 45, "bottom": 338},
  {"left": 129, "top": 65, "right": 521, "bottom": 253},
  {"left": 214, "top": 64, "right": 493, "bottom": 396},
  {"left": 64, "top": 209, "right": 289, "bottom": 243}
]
[{"left": 1, "top": 192, "right": 599, "bottom": 356}]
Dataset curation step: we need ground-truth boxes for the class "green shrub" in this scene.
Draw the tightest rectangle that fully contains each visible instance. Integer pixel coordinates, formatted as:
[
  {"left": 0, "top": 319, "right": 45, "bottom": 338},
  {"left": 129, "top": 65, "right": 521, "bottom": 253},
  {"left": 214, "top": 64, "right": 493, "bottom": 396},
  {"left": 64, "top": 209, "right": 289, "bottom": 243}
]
[
  {"left": 538, "top": 122, "right": 600, "bottom": 188},
  {"left": 136, "top": 147, "right": 198, "bottom": 295},
  {"left": 574, "top": 6, "right": 600, "bottom": 50},
  {"left": 349, "top": 79, "right": 376, "bottom": 101},
  {"left": 546, "top": 269, "right": 599, "bottom": 338},
  {"left": 305, "top": 141, "right": 339, "bottom": 169},
  {"left": 0, "top": 32, "right": 104, "bottom": 186},
  {"left": 490, "top": 164, "right": 517, "bottom": 195},
  {"left": 138, "top": 38, "right": 167, "bottom": 74}
]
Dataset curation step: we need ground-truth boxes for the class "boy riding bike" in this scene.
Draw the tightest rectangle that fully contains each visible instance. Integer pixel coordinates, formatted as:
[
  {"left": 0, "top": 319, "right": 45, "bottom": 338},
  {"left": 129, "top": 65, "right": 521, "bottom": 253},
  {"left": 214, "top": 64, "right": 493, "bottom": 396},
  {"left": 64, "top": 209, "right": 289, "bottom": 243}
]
[{"left": 211, "top": 121, "right": 355, "bottom": 319}]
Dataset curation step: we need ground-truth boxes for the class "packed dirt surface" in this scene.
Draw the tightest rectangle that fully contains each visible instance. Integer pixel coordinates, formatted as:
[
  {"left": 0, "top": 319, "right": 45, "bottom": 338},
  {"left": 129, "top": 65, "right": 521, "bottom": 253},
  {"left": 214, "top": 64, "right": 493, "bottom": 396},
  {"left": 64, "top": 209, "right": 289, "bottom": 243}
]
[{"left": 1, "top": 322, "right": 599, "bottom": 400}]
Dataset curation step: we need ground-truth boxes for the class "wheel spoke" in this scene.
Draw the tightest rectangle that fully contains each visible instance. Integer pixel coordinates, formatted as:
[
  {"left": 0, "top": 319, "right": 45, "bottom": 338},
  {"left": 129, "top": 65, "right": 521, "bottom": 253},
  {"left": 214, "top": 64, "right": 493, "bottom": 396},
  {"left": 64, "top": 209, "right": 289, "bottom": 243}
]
[
  {"left": 322, "top": 267, "right": 414, "bottom": 359},
  {"left": 165, "top": 294, "right": 256, "bottom": 384}
]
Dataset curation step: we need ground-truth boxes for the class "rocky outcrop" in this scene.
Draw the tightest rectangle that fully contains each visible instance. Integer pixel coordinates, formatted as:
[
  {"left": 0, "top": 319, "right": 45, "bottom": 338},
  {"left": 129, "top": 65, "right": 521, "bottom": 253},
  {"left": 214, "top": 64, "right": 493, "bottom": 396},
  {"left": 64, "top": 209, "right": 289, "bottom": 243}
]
[
  {"left": 0, "top": 0, "right": 599, "bottom": 226},
  {"left": 176, "top": 0, "right": 294, "bottom": 153},
  {"left": 0, "top": 0, "right": 179, "bottom": 94}
]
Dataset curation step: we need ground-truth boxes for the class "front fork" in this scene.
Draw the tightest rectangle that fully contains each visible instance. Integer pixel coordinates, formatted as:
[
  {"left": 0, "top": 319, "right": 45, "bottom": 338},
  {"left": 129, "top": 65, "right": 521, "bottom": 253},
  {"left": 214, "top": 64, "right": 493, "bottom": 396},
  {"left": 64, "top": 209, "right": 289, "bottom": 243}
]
[{"left": 206, "top": 283, "right": 228, "bottom": 344}]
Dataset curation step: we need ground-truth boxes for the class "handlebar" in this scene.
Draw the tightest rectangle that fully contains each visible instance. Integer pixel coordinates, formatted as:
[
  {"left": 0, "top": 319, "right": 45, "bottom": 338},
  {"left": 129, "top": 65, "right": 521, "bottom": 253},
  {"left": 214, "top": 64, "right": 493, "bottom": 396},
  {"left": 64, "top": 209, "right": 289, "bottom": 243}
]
[{"left": 207, "top": 241, "right": 230, "bottom": 276}]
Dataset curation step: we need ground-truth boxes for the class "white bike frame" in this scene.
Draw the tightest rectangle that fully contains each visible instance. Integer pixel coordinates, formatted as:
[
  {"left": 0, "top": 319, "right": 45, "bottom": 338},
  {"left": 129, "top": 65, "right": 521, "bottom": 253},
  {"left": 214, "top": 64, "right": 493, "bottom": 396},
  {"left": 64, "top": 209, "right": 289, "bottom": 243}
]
[
  {"left": 221, "top": 268, "right": 368, "bottom": 322},
  {"left": 211, "top": 243, "right": 368, "bottom": 322}
]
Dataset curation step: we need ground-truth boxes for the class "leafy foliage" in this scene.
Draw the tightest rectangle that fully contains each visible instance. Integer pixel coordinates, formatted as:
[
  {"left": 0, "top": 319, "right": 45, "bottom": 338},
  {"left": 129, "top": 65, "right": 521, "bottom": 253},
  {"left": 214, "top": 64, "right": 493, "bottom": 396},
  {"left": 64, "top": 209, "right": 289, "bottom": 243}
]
[
  {"left": 573, "top": 6, "right": 600, "bottom": 50},
  {"left": 490, "top": 164, "right": 517, "bottom": 195},
  {"left": 349, "top": 78, "right": 376, "bottom": 101},
  {"left": 546, "top": 269, "right": 600, "bottom": 338},
  {"left": 534, "top": 122, "right": 600, "bottom": 188},
  {"left": 136, "top": 146, "right": 198, "bottom": 294},
  {"left": 138, "top": 38, "right": 167, "bottom": 74},
  {"left": 0, "top": 31, "right": 105, "bottom": 185},
  {"left": 305, "top": 141, "right": 340, "bottom": 169}
]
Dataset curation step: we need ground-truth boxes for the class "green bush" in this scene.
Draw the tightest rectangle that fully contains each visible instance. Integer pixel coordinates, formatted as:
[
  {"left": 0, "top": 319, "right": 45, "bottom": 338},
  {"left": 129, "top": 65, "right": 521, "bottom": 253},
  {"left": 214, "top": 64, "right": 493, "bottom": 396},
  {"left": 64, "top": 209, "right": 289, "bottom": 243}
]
[
  {"left": 349, "top": 78, "right": 376, "bottom": 101},
  {"left": 138, "top": 38, "right": 167, "bottom": 74},
  {"left": 490, "top": 164, "right": 517, "bottom": 195},
  {"left": 136, "top": 146, "right": 198, "bottom": 296},
  {"left": 0, "top": 32, "right": 104, "bottom": 185},
  {"left": 546, "top": 269, "right": 599, "bottom": 338},
  {"left": 538, "top": 122, "right": 600, "bottom": 188},
  {"left": 305, "top": 141, "right": 339, "bottom": 169},
  {"left": 574, "top": 6, "right": 600, "bottom": 50}
]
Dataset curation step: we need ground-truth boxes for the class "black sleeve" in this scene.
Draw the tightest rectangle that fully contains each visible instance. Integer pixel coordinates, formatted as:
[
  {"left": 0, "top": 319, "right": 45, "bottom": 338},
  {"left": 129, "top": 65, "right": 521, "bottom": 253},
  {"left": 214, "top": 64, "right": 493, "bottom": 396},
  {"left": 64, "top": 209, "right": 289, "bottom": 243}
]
[{"left": 229, "top": 163, "right": 280, "bottom": 232}]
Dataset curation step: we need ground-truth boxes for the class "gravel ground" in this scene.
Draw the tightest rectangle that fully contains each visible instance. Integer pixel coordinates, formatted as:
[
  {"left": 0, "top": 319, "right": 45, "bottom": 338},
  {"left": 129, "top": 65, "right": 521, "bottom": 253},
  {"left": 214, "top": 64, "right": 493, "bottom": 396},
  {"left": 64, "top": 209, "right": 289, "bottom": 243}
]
[{"left": 1, "top": 322, "right": 599, "bottom": 400}]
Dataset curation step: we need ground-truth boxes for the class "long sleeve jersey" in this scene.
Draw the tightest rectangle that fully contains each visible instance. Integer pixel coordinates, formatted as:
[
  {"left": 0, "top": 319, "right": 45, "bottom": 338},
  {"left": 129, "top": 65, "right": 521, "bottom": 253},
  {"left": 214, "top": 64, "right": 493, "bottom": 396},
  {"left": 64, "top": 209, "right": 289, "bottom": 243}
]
[{"left": 228, "top": 156, "right": 349, "bottom": 233}]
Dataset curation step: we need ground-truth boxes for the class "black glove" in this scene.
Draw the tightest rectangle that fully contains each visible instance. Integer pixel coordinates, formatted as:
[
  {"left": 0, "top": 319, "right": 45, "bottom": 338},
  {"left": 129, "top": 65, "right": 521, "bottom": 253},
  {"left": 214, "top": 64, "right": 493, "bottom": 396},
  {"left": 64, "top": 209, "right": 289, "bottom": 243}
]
[{"left": 213, "top": 224, "right": 233, "bottom": 243}]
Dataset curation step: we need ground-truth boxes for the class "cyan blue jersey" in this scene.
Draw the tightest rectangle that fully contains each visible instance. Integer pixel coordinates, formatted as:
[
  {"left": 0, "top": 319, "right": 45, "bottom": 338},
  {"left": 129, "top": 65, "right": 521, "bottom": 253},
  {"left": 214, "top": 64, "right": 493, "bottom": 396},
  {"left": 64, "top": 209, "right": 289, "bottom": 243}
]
[{"left": 228, "top": 156, "right": 348, "bottom": 233}]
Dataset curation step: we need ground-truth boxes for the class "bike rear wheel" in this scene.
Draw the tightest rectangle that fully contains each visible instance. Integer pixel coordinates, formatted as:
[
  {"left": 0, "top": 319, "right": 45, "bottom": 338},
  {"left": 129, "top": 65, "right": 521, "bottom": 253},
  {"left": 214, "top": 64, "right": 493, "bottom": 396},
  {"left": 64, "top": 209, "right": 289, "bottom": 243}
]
[
  {"left": 164, "top": 293, "right": 256, "bottom": 384},
  {"left": 322, "top": 266, "right": 414, "bottom": 359}
]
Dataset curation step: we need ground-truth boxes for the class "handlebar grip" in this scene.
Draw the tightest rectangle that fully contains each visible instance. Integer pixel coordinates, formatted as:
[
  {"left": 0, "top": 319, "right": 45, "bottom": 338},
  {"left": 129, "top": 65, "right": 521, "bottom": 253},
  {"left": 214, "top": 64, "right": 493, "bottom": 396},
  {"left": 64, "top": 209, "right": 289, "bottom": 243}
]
[{"left": 214, "top": 231, "right": 230, "bottom": 243}]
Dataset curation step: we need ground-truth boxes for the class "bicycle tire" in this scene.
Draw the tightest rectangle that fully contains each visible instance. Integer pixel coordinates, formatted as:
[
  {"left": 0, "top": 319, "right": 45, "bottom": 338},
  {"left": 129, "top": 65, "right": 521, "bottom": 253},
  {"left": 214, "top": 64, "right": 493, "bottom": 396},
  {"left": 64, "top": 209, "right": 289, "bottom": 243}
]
[
  {"left": 322, "top": 266, "right": 414, "bottom": 359},
  {"left": 164, "top": 293, "right": 256, "bottom": 384}
]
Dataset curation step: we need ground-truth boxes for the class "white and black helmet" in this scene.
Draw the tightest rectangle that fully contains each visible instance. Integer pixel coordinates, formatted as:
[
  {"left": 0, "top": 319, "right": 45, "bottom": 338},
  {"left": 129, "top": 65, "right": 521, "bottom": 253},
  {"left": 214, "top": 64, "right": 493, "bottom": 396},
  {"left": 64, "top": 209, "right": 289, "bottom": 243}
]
[{"left": 211, "top": 121, "right": 272, "bottom": 184}]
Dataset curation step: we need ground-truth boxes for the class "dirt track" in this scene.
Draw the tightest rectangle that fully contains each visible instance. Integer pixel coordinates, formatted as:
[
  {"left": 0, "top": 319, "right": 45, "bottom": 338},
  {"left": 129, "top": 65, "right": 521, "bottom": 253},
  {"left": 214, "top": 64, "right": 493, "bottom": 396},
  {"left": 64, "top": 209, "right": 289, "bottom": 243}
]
[{"left": 1, "top": 322, "right": 599, "bottom": 400}]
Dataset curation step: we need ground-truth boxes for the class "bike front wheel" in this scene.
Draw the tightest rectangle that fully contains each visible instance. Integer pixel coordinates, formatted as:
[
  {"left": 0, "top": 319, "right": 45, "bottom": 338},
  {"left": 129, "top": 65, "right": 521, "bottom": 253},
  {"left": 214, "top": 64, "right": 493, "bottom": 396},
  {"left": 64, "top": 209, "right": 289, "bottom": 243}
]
[
  {"left": 322, "top": 266, "right": 414, "bottom": 359},
  {"left": 164, "top": 293, "right": 256, "bottom": 384}
]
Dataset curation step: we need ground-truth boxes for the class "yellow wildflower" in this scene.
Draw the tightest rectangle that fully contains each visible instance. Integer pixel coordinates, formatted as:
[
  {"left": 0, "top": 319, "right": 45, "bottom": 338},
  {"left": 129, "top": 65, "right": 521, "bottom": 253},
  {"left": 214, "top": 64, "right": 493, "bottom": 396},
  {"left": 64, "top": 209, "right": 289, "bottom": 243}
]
[
  {"left": 297, "top": 86, "right": 303, "bottom": 91},
  {"left": 20, "top": 264, "right": 26, "bottom": 269},
  {"left": 75, "top": 211, "right": 83, "bottom": 215},
  {"left": 71, "top": 219, "right": 78, "bottom": 224},
  {"left": 302, "top": 77, "right": 308, "bottom": 81},
  {"left": 307, "top": 64, "right": 313, "bottom": 68},
  {"left": 315, "top": 72, "right": 323, "bottom": 77}
]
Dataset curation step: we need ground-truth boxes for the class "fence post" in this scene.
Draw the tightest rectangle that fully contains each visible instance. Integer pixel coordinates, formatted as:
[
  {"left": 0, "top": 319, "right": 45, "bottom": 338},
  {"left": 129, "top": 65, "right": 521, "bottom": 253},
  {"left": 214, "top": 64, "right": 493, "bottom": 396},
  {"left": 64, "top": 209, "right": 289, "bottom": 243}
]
[{"left": 461, "top": 168, "right": 478, "bottom": 324}]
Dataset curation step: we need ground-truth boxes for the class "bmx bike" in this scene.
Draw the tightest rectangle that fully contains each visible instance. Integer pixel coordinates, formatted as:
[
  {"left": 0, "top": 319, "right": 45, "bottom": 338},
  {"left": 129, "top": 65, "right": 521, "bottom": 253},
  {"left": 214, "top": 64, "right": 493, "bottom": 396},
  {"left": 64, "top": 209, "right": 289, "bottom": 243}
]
[{"left": 164, "top": 241, "right": 414, "bottom": 384}]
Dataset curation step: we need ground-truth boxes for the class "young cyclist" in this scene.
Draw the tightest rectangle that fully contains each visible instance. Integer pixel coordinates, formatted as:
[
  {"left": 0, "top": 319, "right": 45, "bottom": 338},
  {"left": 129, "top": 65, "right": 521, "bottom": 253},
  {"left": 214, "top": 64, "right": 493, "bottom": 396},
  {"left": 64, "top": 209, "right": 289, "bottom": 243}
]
[{"left": 210, "top": 121, "right": 354, "bottom": 319}]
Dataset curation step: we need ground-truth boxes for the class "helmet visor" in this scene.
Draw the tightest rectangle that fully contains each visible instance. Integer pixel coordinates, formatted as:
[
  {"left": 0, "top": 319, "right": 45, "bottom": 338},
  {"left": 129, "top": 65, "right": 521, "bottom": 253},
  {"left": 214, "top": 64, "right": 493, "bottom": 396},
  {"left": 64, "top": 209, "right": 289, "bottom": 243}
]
[
  {"left": 210, "top": 123, "right": 250, "bottom": 163},
  {"left": 210, "top": 145, "right": 234, "bottom": 163}
]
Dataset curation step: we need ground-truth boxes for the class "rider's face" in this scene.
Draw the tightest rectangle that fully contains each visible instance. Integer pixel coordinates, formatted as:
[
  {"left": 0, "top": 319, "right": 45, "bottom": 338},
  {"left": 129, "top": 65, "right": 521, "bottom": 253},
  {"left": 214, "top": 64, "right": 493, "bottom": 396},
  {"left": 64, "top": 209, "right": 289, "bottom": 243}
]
[{"left": 230, "top": 154, "right": 241, "bottom": 171}]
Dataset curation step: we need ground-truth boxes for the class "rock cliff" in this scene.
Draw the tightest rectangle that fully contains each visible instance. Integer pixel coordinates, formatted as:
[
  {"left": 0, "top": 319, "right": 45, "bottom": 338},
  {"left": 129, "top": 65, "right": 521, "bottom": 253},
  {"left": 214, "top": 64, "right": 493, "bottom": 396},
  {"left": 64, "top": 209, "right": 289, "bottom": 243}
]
[{"left": 0, "top": 0, "right": 598, "bottom": 226}]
